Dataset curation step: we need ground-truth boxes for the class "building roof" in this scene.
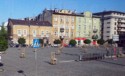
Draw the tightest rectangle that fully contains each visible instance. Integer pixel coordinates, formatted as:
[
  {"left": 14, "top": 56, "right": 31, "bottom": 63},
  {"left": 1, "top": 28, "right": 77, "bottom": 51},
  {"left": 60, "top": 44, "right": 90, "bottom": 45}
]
[
  {"left": 46, "top": 9, "right": 100, "bottom": 18},
  {"left": 93, "top": 11, "right": 125, "bottom": 15},
  {"left": 8, "top": 19, "right": 52, "bottom": 26}
]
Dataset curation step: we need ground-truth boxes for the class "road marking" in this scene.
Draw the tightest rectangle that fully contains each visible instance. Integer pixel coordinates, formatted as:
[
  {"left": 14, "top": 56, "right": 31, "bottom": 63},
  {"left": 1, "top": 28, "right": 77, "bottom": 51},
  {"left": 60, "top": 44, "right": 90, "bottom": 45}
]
[{"left": 59, "top": 60, "right": 75, "bottom": 63}]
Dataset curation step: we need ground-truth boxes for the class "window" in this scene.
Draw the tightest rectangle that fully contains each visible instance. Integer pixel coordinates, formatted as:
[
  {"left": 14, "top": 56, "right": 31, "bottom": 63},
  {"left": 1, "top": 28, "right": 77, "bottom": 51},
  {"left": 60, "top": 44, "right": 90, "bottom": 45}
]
[
  {"left": 23, "top": 29, "right": 27, "bottom": 36},
  {"left": 115, "top": 22, "right": 117, "bottom": 25},
  {"left": 33, "top": 30, "right": 36, "bottom": 37},
  {"left": 107, "top": 22, "right": 110, "bottom": 24},
  {"left": 84, "top": 25, "right": 86, "bottom": 30},
  {"left": 107, "top": 27, "right": 110, "bottom": 28},
  {"left": 84, "top": 31, "right": 86, "bottom": 33},
  {"left": 46, "top": 31, "right": 49, "bottom": 37},
  {"left": 55, "top": 32, "right": 57, "bottom": 36},
  {"left": 41, "top": 31, "right": 44, "bottom": 37},
  {"left": 114, "top": 27, "right": 116, "bottom": 30},
  {"left": 66, "top": 18, "right": 68, "bottom": 22},
  {"left": 17, "top": 29, "right": 22, "bottom": 36},
  {"left": 114, "top": 31, "right": 117, "bottom": 34},
  {"left": 79, "top": 18, "right": 81, "bottom": 23},
  {"left": 60, "top": 17, "right": 63, "bottom": 22},
  {"left": 107, "top": 31, "right": 110, "bottom": 33},
  {"left": 93, "top": 26, "right": 96, "bottom": 29},
  {"left": 79, "top": 25, "right": 81, "bottom": 29},
  {"left": 89, "top": 25, "right": 91, "bottom": 28},
  {"left": 54, "top": 17, "right": 57, "bottom": 21},
  {"left": 66, "top": 32, "right": 68, "bottom": 37},
  {"left": 71, "top": 32, "right": 73, "bottom": 37},
  {"left": 72, "top": 18, "right": 74, "bottom": 22}
]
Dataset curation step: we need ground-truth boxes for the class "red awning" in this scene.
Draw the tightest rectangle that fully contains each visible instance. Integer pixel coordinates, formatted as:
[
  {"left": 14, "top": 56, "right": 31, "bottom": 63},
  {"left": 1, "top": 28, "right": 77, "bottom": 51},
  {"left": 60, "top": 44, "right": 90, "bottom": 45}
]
[{"left": 75, "top": 38, "right": 86, "bottom": 40}]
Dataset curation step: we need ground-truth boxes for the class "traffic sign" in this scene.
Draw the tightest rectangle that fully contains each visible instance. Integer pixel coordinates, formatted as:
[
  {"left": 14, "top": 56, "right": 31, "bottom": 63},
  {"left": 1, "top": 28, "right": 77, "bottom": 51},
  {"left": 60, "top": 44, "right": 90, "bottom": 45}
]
[
  {"left": 33, "top": 38, "right": 40, "bottom": 48},
  {"left": 113, "top": 35, "right": 119, "bottom": 41}
]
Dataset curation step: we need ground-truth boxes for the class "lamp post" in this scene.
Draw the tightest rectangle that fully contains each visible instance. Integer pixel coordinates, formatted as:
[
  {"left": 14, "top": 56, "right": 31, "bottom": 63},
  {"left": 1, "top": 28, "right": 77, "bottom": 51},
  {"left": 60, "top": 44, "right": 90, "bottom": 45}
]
[{"left": 60, "top": 28, "right": 64, "bottom": 47}]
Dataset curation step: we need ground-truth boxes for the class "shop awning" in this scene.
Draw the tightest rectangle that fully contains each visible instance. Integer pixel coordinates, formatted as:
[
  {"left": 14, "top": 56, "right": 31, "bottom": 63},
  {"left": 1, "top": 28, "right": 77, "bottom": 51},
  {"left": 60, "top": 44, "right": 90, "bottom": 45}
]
[{"left": 75, "top": 38, "right": 86, "bottom": 40}]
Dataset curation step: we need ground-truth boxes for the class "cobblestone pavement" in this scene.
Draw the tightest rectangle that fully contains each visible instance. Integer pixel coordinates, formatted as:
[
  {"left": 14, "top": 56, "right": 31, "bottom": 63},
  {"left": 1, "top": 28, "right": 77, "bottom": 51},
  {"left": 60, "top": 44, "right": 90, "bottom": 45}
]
[{"left": 0, "top": 47, "right": 125, "bottom": 76}]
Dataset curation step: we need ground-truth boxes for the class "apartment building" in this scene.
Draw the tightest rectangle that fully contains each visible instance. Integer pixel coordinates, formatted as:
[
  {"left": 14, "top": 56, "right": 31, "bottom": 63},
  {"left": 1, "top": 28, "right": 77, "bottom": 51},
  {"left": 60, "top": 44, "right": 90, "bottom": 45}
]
[
  {"left": 8, "top": 19, "right": 52, "bottom": 45},
  {"left": 94, "top": 11, "right": 125, "bottom": 46},
  {"left": 35, "top": 9, "right": 76, "bottom": 43},
  {"left": 76, "top": 11, "right": 101, "bottom": 45}
]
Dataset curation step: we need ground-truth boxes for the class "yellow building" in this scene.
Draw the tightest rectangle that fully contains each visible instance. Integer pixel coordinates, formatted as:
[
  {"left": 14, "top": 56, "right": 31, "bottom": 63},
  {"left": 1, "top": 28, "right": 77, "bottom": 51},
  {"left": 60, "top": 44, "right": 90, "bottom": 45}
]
[
  {"left": 39, "top": 9, "right": 76, "bottom": 44},
  {"left": 8, "top": 19, "right": 52, "bottom": 45}
]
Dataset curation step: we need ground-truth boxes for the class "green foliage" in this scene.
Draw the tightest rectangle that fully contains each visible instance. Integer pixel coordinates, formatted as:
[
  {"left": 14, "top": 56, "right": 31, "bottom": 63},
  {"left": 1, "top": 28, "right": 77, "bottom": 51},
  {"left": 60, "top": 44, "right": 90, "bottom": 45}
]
[
  {"left": 0, "top": 36, "right": 8, "bottom": 51},
  {"left": 0, "top": 26, "right": 8, "bottom": 39},
  {"left": 18, "top": 37, "right": 26, "bottom": 45},
  {"left": 107, "top": 39, "right": 113, "bottom": 44},
  {"left": 84, "top": 39, "right": 91, "bottom": 44},
  {"left": 97, "top": 39, "right": 105, "bottom": 45},
  {"left": 92, "top": 35, "right": 98, "bottom": 40},
  {"left": 69, "top": 39, "right": 77, "bottom": 46},
  {"left": 53, "top": 39, "right": 61, "bottom": 44},
  {"left": 0, "top": 25, "right": 8, "bottom": 51}
]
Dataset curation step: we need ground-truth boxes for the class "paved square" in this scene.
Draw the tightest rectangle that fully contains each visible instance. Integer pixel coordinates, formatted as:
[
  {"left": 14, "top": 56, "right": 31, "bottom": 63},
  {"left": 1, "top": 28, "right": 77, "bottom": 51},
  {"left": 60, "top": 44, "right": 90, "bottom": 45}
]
[{"left": 0, "top": 47, "right": 125, "bottom": 76}]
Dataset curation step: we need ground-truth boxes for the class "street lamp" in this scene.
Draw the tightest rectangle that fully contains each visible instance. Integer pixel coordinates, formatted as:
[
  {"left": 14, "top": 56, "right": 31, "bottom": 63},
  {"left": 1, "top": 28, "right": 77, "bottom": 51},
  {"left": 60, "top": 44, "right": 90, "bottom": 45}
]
[{"left": 60, "top": 28, "right": 64, "bottom": 47}]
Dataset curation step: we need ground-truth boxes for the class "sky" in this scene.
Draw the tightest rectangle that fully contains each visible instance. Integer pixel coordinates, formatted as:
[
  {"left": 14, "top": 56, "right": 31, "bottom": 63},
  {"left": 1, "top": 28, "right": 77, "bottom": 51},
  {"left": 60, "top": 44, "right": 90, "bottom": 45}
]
[{"left": 0, "top": 0, "right": 125, "bottom": 24}]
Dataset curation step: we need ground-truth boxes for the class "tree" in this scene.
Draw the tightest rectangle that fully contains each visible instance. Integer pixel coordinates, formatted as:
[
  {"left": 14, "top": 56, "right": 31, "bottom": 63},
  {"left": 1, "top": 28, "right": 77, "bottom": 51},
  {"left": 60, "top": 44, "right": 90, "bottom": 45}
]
[
  {"left": 69, "top": 39, "right": 77, "bottom": 46},
  {"left": 107, "top": 39, "right": 113, "bottom": 44},
  {"left": 0, "top": 36, "right": 8, "bottom": 52},
  {"left": 0, "top": 25, "right": 8, "bottom": 52},
  {"left": 92, "top": 35, "right": 98, "bottom": 41},
  {"left": 53, "top": 39, "right": 61, "bottom": 44},
  {"left": 97, "top": 39, "right": 105, "bottom": 45},
  {"left": 84, "top": 39, "right": 91, "bottom": 45},
  {"left": 0, "top": 25, "right": 8, "bottom": 39},
  {"left": 18, "top": 37, "right": 26, "bottom": 46}
]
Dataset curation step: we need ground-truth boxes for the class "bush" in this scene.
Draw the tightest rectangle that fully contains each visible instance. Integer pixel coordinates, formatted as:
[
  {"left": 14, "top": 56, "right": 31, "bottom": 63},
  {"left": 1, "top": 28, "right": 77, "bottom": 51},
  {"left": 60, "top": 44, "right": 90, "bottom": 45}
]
[
  {"left": 84, "top": 39, "right": 91, "bottom": 44},
  {"left": 107, "top": 39, "right": 113, "bottom": 44},
  {"left": 97, "top": 39, "right": 105, "bottom": 45},
  {"left": 69, "top": 39, "right": 77, "bottom": 46},
  {"left": 92, "top": 35, "right": 98, "bottom": 40},
  {"left": 0, "top": 36, "right": 8, "bottom": 51},
  {"left": 18, "top": 37, "right": 26, "bottom": 46},
  {"left": 53, "top": 39, "right": 61, "bottom": 44}
]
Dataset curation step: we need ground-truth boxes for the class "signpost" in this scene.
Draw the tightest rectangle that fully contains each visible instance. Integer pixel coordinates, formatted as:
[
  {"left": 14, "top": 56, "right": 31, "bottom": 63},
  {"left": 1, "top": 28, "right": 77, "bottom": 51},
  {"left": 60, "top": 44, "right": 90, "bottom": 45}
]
[
  {"left": 113, "top": 35, "right": 119, "bottom": 42},
  {"left": 33, "top": 38, "right": 40, "bottom": 76},
  {"left": 112, "top": 35, "right": 119, "bottom": 60}
]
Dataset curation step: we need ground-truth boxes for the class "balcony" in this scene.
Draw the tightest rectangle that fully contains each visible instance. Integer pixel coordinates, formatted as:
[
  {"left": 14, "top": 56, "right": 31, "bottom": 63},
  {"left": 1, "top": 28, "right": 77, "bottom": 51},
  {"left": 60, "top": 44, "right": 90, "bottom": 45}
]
[
  {"left": 117, "top": 28, "right": 125, "bottom": 31},
  {"left": 117, "top": 24, "right": 125, "bottom": 27}
]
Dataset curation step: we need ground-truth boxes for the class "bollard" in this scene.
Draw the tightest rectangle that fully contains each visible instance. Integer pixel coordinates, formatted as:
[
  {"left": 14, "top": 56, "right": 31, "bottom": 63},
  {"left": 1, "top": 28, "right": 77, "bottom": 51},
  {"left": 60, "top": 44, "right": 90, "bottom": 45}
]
[
  {"left": 50, "top": 52, "right": 57, "bottom": 65},
  {"left": 20, "top": 48, "right": 25, "bottom": 58},
  {"left": 79, "top": 55, "right": 82, "bottom": 61}
]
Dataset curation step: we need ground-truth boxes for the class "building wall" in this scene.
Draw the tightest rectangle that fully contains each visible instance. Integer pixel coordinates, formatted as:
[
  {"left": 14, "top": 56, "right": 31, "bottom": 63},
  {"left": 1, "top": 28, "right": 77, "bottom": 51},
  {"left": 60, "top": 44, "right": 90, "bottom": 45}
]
[
  {"left": 94, "top": 11, "right": 125, "bottom": 41},
  {"left": 52, "top": 13, "right": 76, "bottom": 43},
  {"left": 11, "top": 25, "right": 52, "bottom": 45},
  {"left": 76, "top": 11, "right": 101, "bottom": 39}
]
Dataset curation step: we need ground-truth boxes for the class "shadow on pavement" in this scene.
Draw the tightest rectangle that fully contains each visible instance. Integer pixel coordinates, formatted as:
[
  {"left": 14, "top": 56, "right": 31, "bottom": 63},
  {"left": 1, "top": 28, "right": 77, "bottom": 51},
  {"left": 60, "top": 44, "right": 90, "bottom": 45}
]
[
  {"left": 97, "top": 60, "right": 125, "bottom": 66},
  {"left": 62, "top": 52, "right": 79, "bottom": 57}
]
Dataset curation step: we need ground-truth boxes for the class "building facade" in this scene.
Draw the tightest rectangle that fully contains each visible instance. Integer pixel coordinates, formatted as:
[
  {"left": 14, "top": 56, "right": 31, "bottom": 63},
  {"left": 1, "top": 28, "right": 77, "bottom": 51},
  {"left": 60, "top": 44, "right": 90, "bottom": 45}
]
[
  {"left": 35, "top": 9, "right": 101, "bottom": 45},
  {"left": 8, "top": 19, "right": 52, "bottom": 45},
  {"left": 94, "top": 11, "right": 125, "bottom": 46},
  {"left": 35, "top": 9, "right": 76, "bottom": 44},
  {"left": 75, "top": 11, "right": 101, "bottom": 45}
]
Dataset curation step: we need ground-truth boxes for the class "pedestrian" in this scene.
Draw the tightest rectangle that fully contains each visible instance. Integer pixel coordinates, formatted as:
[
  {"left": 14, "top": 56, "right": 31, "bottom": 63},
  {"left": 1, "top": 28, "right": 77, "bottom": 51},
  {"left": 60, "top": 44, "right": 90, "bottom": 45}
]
[{"left": 106, "top": 47, "right": 109, "bottom": 56}]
